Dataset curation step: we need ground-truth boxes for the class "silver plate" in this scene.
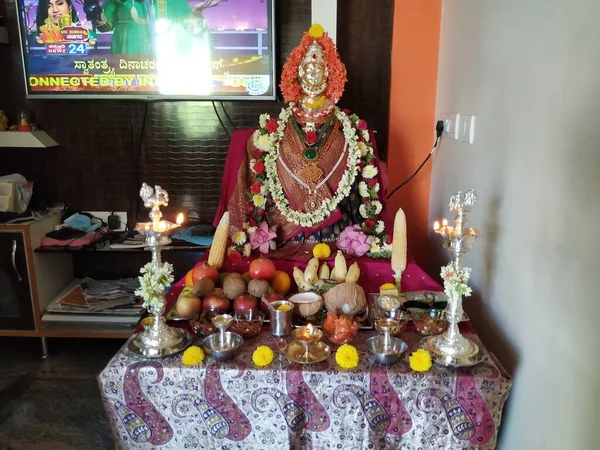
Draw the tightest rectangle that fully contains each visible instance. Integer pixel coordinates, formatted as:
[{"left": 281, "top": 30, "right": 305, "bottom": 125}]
[
  {"left": 128, "top": 328, "right": 193, "bottom": 358},
  {"left": 420, "top": 336, "right": 485, "bottom": 367}
]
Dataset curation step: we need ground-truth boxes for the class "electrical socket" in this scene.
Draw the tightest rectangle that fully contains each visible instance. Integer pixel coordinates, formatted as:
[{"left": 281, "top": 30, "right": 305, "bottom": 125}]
[{"left": 440, "top": 113, "right": 460, "bottom": 140}]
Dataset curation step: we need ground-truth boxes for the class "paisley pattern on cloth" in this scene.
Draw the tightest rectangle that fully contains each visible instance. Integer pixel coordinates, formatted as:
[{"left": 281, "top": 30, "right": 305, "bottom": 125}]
[
  {"left": 121, "top": 361, "right": 173, "bottom": 446},
  {"left": 98, "top": 332, "right": 511, "bottom": 449}
]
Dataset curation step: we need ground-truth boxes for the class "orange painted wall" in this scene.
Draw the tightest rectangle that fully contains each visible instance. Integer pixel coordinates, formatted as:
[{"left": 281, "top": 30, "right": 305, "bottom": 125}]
[{"left": 387, "top": 0, "right": 442, "bottom": 267}]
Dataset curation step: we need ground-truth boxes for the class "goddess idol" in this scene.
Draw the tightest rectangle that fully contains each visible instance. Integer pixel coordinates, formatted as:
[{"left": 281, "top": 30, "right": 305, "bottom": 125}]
[{"left": 217, "top": 24, "right": 392, "bottom": 259}]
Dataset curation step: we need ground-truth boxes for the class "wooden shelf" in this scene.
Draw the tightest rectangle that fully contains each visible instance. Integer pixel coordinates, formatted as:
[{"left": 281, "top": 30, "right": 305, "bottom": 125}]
[{"left": 0, "top": 131, "right": 58, "bottom": 148}]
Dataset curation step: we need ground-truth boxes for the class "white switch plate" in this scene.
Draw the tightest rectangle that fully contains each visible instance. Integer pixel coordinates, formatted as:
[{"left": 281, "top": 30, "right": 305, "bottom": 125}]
[
  {"left": 440, "top": 113, "right": 460, "bottom": 140},
  {"left": 460, "top": 115, "right": 476, "bottom": 144},
  {"left": 85, "top": 211, "right": 128, "bottom": 231}
]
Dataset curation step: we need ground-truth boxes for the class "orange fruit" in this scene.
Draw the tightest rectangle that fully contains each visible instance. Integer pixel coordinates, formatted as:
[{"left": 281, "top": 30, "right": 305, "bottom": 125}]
[
  {"left": 270, "top": 270, "right": 291, "bottom": 295},
  {"left": 184, "top": 270, "right": 194, "bottom": 287}
]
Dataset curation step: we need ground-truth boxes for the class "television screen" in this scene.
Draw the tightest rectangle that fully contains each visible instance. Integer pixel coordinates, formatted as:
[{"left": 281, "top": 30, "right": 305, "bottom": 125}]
[{"left": 16, "top": 0, "right": 276, "bottom": 100}]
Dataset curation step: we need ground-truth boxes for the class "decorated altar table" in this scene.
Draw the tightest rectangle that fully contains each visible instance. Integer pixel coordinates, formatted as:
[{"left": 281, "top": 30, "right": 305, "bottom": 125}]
[{"left": 99, "top": 325, "right": 511, "bottom": 450}]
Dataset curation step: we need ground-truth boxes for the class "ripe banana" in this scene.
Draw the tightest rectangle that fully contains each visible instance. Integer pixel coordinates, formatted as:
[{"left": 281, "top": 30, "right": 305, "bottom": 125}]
[
  {"left": 293, "top": 266, "right": 314, "bottom": 292},
  {"left": 345, "top": 262, "right": 360, "bottom": 283},
  {"left": 304, "top": 257, "right": 319, "bottom": 285},
  {"left": 331, "top": 251, "right": 347, "bottom": 282},
  {"left": 319, "top": 263, "right": 330, "bottom": 280}
]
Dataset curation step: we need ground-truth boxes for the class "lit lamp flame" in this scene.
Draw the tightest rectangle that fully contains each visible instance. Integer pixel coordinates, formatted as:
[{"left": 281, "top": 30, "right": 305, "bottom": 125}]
[
  {"left": 442, "top": 218, "right": 448, "bottom": 227},
  {"left": 307, "top": 323, "right": 314, "bottom": 336},
  {"left": 433, "top": 221, "right": 440, "bottom": 231},
  {"left": 176, "top": 213, "right": 184, "bottom": 226}
]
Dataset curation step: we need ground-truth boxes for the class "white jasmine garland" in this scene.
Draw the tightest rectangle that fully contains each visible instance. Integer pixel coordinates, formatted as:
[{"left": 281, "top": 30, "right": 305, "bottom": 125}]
[
  {"left": 252, "top": 194, "right": 266, "bottom": 207},
  {"left": 361, "top": 165, "right": 378, "bottom": 179},
  {"left": 232, "top": 231, "right": 247, "bottom": 245},
  {"left": 441, "top": 263, "right": 473, "bottom": 298},
  {"left": 259, "top": 113, "right": 269, "bottom": 128},
  {"left": 261, "top": 106, "right": 362, "bottom": 227},
  {"left": 372, "top": 201, "right": 382, "bottom": 215},
  {"left": 375, "top": 220, "right": 385, "bottom": 234},
  {"left": 134, "top": 262, "right": 174, "bottom": 309},
  {"left": 358, "top": 181, "right": 369, "bottom": 197},
  {"left": 246, "top": 226, "right": 257, "bottom": 234},
  {"left": 243, "top": 243, "right": 251, "bottom": 257}
]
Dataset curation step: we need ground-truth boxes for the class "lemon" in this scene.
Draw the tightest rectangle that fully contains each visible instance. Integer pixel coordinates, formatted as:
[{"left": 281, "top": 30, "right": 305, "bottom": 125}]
[
  {"left": 381, "top": 283, "right": 396, "bottom": 290},
  {"left": 277, "top": 304, "right": 292, "bottom": 312}
]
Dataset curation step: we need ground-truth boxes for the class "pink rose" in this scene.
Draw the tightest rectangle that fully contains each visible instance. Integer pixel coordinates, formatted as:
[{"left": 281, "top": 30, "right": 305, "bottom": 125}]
[
  {"left": 336, "top": 225, "right": 374, "bottom": 257},
  {"left": 250, "top": 221, "right": 278, "bottom": 254},
  {"left": 357, "top": 119, "right": 368, "bottom": 130}
]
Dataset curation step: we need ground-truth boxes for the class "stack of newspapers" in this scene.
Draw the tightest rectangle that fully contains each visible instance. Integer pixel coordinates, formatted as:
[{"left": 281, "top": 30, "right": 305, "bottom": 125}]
[{"left": 42, "top": 278, "right": 145, "bottom": 325}]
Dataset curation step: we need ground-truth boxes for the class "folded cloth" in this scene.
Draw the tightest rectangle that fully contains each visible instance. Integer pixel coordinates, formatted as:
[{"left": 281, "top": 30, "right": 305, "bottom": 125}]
[
  {"left": 41, "top": 231, "right": 106, "bottom": 249},
  {"left": 171, "top": 227, "right": 213, "bottom": 247}
]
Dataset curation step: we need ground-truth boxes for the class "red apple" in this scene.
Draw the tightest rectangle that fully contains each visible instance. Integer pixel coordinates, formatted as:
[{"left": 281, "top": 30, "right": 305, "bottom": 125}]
[
  {"left": 261, "top": 292, "right": 285, "bottom": 315},
  {"left": 202, "top": 291, "right": 230, "bottom": 313},
  {"left": 192, "top": 263, "right": 220, "bottom": 284},
  {"left": 233, "top": 293, "right": 259, "bottom": 316},
  {"left": 248, "top": 257, "right": 276, "bottom": 281}
]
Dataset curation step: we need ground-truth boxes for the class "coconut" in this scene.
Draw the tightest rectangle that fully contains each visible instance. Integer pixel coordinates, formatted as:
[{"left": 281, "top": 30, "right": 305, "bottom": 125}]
[
  {"left": 223, "top": 276, "right": 246, "bottom": 300},
  {"left": 193, "top": 278, "right": 215, "bottom": 297},
  {"left": 247, "top": 279, "right": 270, "bottom": 298},
  {"left": 323, "top": 282, "right": 367, "bottom": 317},
  {"left": 289, "top": 292, "right": 324, "bottom": 317}
]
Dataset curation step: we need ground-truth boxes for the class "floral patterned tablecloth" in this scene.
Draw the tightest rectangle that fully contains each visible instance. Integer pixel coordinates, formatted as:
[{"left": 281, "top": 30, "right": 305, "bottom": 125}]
[{"left": 98, "top": 331, "right": 511, "bottom": 450}]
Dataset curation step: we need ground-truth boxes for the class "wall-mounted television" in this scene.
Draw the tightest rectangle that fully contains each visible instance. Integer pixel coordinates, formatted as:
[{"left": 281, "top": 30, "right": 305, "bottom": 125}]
[{"left": 16, "top": 0, "right": 276, "bottom": 100}]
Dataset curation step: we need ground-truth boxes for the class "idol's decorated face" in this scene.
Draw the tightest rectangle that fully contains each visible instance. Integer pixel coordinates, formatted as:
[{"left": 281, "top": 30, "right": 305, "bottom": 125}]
[{"left": 298, "top": 41, "right": 329, "bottom": 97}]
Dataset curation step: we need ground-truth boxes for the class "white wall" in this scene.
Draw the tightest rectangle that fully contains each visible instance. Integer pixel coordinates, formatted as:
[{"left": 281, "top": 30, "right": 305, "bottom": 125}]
[{"left": 431, "top": 0, "right": 600, "bottom": 448}]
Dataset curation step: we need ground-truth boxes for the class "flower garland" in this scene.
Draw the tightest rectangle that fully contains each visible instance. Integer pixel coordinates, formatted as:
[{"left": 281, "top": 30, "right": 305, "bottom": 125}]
[
  {"left": 440, "top": 263, "right": 473, "bottom": 299},
  {"left": 134, "top": 261, "right": 174, "bottom": 309},
  {"left": 230, "top": 106, "right": 392, "bottom": 259}
]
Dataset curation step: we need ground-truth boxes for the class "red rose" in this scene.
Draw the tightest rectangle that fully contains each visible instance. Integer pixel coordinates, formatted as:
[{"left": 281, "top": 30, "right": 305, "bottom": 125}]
[
  {"left": 305, "top": 131, "right": 318, "bottom": 144},
  {"left": 362, "top": 198, "right": 370, "bottom": 204},
  {"left": 342, "top": 108, "right": 351, "bottom": 115},
  {"left": 253, "top": 161, "right": 265, "bottom": 174},
  {"left": 386, "top": 235, "right": 393, "bottom": 244},
  {"left": 357, "top": 119, "right": 368, "bottom": 130},
  {"left": 266, "top": 120, "right": 278, "bottom": 133},
  {"left": 257, "top": 209, "right": 266, "bottom": 217},
  {"left": 249, "top": 218, "right": 257, "bottom": 227},
  {"left": 247, "top": 204, "right": 255, "bottom": 213},
  {"left": 368, "top": 178, "right": 378, "bottom": 187},
  {"left": 250, "top": 182, "right": 262, "bottom": 194},
  {"left": 365, "top": 219, "right": 376, "bottom": 229},
  {"left": 228, "top": 250, "right": 242, "bottom": 262},
  {"left": 253, "top": 148, "right": 263, "bottom": 159}
]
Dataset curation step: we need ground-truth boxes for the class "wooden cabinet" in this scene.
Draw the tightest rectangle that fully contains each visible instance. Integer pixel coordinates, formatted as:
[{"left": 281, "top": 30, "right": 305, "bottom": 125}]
[
  {"left": 0, "top": 231, "right": 35, "bottom": 330},
  {"left": 0, "top": 212, "right": 73, "bottom": 336}
]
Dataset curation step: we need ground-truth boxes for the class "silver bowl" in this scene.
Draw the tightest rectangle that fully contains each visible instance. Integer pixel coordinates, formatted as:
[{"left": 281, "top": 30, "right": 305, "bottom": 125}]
[
  {"left": 366, "top": 335, "right": 408, "bottom": 365},
  {"left": 201, "top": 331, "right": 243, "bottom": 361}
]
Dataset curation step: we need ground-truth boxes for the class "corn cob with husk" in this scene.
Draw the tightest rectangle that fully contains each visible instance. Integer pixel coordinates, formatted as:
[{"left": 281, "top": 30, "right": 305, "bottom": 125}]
[
  {"left": 391, "top": 208, "right": 407, "bottom": 291},
  {"left": 207, "top": 212, "right": 229, "bottom": 269}
]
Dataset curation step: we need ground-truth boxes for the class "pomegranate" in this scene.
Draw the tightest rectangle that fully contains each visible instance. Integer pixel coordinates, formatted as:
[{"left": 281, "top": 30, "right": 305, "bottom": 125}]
[
  {"left": 233, "top": 293, "right": 259, "bottom": 316},
  {"left": 248, "top": 257, "right": 276, "bottom": 281},
  {"left": 192, "top": 263, "right": 220, "bottom": 284},
  {"left": 202, "top": 291, "right": 230, "bottom": 313}
]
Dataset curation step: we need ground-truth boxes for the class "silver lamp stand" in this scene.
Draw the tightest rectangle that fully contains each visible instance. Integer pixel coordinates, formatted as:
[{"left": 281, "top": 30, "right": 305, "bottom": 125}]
[
  {"left": 128, "top": 183, "right": 192, "bottom": 358},
  {"left": 422, "top": 189, "right": 484, "bottom": 367}
]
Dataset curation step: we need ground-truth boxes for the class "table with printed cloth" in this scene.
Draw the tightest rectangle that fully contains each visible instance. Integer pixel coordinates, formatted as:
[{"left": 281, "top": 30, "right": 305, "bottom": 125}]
[{"left": 98, "top": 322, "right": 511, "bottom": 450}]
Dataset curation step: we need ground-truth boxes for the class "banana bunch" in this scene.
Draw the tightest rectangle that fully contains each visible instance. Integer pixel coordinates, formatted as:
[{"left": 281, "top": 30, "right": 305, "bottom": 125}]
[{"left": 294, "top": 251, "right": 361, "bottom": 292}]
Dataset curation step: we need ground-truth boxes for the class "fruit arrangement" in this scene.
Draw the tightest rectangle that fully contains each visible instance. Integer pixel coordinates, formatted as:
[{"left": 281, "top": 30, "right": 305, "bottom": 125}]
[{"left": 175, "top": 256, "right": 292, "bottom": 322}]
